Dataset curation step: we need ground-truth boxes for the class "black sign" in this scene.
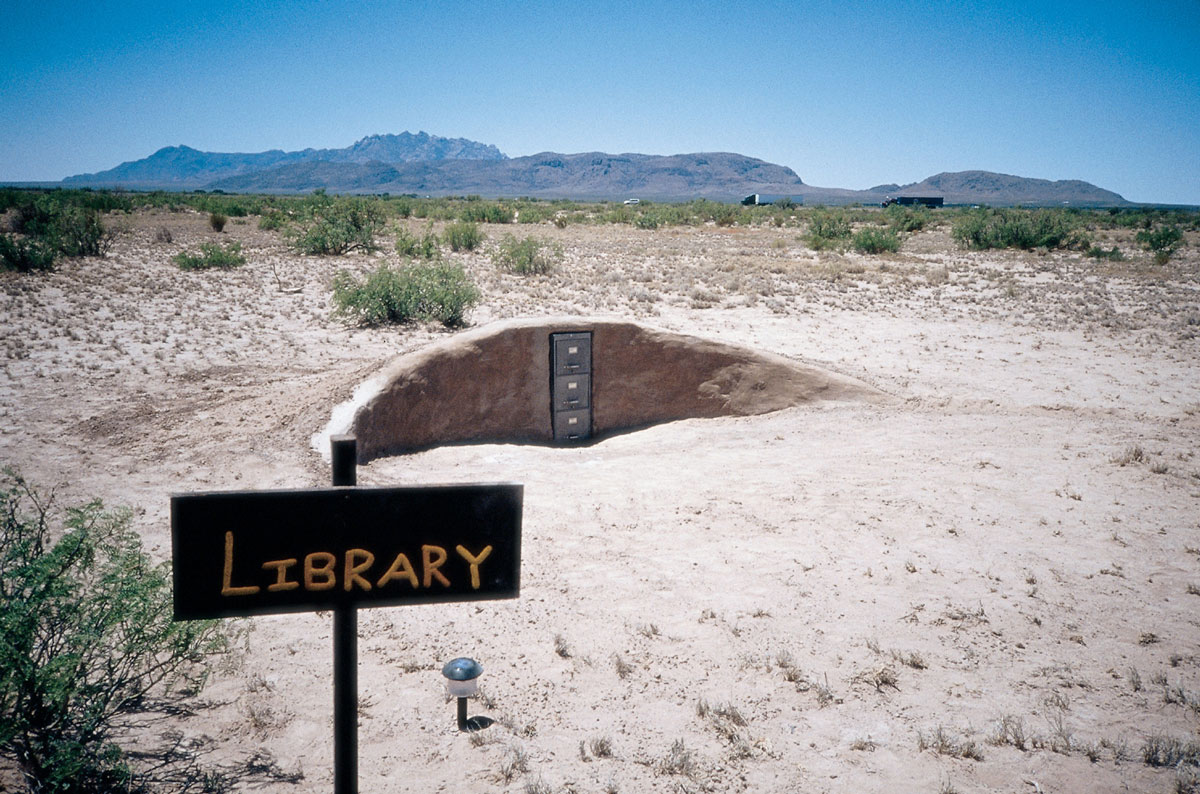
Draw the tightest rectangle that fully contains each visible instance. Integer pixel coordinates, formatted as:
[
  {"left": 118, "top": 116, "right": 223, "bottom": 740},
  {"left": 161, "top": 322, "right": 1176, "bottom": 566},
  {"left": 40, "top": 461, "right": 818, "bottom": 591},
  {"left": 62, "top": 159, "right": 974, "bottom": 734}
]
[{"left": 171, "top": 484, "right": 522, "bottom": 620}]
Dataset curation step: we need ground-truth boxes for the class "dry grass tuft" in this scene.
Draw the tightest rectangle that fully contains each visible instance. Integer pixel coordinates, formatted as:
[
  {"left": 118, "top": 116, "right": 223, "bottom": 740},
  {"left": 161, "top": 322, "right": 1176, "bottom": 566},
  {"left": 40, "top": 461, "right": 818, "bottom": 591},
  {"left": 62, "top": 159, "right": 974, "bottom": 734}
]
[
  {"left": 655, "top": 738, "right": 699, "bottom": 778},
  {"left": 1113, "top": 444, "right": 1147, "bottom": 466},
  {"left": 498, "top": 743, "right": 530, "bottom": 782},
  {"left": 853, "top": 665, "right": 901, "bottom": 693},
  {"left": 580, "top": 735, "right": 614, "bottom": 760},
  {"left": 989, "top": 715, "right": 1029, "bottom": 750},
  {"left": 918, "top": 725, "right": 985, "bottom": 761},
  {"left": 1142, "top": 734, "right": 1200, "bottom": 768}
]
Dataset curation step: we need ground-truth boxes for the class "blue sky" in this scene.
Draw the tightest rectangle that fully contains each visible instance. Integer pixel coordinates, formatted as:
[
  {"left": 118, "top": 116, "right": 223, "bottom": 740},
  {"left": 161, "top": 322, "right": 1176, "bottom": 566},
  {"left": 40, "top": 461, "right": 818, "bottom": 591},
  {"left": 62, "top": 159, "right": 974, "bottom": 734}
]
[{"left": 2, "top": 0, "right": 1197, "bottom": 204}]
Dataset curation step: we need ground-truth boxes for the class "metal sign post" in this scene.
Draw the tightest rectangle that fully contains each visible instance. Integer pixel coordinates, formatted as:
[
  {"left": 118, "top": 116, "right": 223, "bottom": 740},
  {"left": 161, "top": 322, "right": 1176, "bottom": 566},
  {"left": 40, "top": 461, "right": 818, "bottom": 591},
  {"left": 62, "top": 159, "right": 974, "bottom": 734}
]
[
  {"left": 170, "top": 435, "right": 522, "bottom": 794},
  {"left": 331, "top": 435, "right": 357, "bottom": 794}
]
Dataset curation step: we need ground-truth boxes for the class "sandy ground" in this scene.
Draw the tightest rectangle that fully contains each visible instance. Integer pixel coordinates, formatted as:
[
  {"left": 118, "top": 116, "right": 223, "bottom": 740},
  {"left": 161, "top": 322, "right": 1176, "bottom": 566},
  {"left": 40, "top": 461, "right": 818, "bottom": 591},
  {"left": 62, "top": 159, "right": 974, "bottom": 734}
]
[{"left": 1, "top": 208, "right": 1198, "bottom": 793}]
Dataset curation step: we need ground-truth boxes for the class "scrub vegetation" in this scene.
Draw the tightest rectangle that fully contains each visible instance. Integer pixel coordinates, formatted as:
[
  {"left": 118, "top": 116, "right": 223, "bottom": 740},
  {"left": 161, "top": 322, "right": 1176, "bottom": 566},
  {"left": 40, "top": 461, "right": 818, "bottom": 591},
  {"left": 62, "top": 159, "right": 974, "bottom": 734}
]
[
  {"left": 1136, "top": 224, "right": 1186, "bottom": 264},
  {"left": 286, "top": 196, "right": 386, "bottom": 255},
  {"left": 0, "top": 470, "right": 229, "bottom": 793},
  {"left": 331, "top": 261, "right": 479, "bottom": 327},
  {"left": 494, "top": 234, "right": 562, "bottom": 275},
  {"left": 950, "top": 207, "right": 1090, "bottom": 251},
  {"left": 172, "top": 240, "right": 246, "bottom": 270},
  {"left": 0, "top": 191, "right": 117, "bottom": 271}
]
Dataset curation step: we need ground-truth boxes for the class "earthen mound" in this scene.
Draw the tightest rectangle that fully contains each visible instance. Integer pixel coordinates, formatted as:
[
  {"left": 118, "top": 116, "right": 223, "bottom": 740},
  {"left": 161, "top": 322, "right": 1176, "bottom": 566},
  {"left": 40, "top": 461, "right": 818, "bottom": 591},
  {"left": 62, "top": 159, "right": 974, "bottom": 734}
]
[{"left": 343, "top": 317, "right": 888, "bottom": 461}]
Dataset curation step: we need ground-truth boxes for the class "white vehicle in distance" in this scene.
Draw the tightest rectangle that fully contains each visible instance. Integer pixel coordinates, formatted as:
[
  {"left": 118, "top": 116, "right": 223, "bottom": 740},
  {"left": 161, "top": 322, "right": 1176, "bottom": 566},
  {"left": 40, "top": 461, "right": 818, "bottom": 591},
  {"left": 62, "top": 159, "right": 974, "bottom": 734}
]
[{"left": 623, "top": 198, "right": 640, "bottom": 205}]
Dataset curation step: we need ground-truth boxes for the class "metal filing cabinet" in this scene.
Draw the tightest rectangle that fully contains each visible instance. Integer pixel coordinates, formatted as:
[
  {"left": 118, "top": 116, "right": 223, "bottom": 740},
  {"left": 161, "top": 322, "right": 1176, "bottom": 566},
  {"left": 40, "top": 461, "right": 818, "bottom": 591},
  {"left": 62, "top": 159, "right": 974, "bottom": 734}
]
[{"left": 550, "top": 331, "right": 592, "bottom": 441}]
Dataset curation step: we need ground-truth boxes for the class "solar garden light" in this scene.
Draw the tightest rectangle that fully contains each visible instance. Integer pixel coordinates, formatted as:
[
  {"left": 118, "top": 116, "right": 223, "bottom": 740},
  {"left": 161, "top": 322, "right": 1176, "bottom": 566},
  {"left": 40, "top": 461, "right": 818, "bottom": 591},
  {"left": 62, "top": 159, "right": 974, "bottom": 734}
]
[{"left": 442, "top": 657, "right": 485, "bottom": 732}]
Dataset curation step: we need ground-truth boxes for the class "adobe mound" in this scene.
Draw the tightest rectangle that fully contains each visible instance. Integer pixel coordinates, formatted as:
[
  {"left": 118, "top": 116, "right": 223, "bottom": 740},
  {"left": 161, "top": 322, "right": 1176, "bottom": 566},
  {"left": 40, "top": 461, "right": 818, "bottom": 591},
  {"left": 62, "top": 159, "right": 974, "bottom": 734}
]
[{"left": 345, "top": 317, "right": 888, "bottom": 461}]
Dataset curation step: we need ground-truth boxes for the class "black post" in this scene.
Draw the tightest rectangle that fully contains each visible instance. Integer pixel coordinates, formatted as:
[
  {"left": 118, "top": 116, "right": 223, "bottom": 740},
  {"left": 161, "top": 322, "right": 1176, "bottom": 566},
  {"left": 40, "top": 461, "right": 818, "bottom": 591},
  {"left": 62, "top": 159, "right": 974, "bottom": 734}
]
[{"left": 331, "top": 435, "right": 357, "bottom": 794}]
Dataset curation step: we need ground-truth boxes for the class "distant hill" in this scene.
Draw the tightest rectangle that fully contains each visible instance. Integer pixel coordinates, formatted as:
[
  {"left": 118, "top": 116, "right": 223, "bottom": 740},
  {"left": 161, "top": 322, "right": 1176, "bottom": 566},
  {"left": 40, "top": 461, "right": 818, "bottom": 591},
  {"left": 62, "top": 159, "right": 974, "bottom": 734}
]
[
  {"left": 59, "top": 132, "right": 1130, "bottom": 206},
  {"left": 207, "top": 151, "right": 808, "bottom": 201},
  {"left": 63, "top": 132, "right": 506, "bottom": 190},
  {"left": 886, "top": 171, "right": 1127, "bottom": 206}
]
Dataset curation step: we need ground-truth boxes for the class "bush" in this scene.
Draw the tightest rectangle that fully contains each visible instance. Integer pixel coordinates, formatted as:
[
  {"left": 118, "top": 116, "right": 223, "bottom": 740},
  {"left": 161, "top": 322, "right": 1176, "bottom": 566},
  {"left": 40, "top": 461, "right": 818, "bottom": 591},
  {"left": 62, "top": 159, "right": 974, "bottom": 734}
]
[
  {"left": 332, "top": 261, "right": 479, "bottom": 327},
  {"left": 257, "top": 210, "right": 286, "bottom": 231},
  {"left": 395, "top": 224, "right": 441, "bottom": 259},
  {"left": 0, "top": 234, "right": 57, "bottom": 272},
  {"left": 951, "top": 208, "right": 1088, "bottom": 251},
  {"left": 1136, "top": 224, "right": 1185, "bottom": 264},
  {"left": 208, "top": 212, "right": 227, "bottom": 232},
  {"left": 713, "top": 207, "right": 739, "bottom": 227},
  {"left": 1086, "top": 245, "right": 1125, "bottom": 261},
  {"left": 885, "top": 203, "right": 930, "bottom": 232},
  {"left": 443, "top": 221, "right": 484, "bottom": 252},
  {"left": 10, "top": 198, "right": 58, "bottom": 239},
  {"left": 494, "top": 234, "right": 562, "bottom": 275},
  {"left": 852, "top": 227, "right": 901, "bottom": 254},
  {"left": 0, "top": 469, "right": 228, "bottom": 792},
  {"left": 54, "top": 207, "right": 115, "bottom": 257},
  {"left": 173, "top": 241, "right": 247, "bottom": 270},
  {"left": 634, "top": 213, "right": 660, "bottom": 230},
  {"left": 805, "top": 210, "right": 853, "bottom": 250},
  {"left": 289, "top": 199, "right": 385, "bottom": 255},
  {"left": 459, "top": 203, "right": 514, "bottom": 224},
  {"left": 9, "top": 198, "right": 114, "bottom": 259}
]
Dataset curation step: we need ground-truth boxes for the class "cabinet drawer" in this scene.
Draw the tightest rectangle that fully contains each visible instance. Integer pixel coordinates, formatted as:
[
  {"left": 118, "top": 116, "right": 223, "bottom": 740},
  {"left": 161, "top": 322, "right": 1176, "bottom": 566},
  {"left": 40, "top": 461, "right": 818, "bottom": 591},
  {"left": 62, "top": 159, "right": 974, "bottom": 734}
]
[
  {"left": 553, "top": 408, "right": 591, "bottom": 441},
  {"left": 552, "top": 333, "right": 591, "bottom": 375},
  {"left": 553, "top": 374, "right": 590, "bottom": 411}
]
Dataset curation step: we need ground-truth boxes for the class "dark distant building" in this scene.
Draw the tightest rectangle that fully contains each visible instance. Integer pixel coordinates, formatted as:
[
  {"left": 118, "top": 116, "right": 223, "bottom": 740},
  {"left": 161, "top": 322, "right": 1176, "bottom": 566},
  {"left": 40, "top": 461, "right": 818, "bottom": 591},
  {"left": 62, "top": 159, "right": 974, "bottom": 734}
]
[
  {"left": 742, "top": 194, "right": 803, "bottom": 207},
  {"left": 882, "top": 196, "right": 943, "bottom": 208}
]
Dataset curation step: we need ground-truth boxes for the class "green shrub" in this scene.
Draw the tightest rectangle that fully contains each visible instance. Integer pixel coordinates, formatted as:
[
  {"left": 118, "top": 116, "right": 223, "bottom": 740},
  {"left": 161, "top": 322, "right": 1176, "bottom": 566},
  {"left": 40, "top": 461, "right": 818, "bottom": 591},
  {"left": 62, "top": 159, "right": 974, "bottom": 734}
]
[
  {"left": 0, "top": 234, "right": 57, "bottom": 272},
  {"left": 395, "top": 224, "right": 441, "bottom": 259},
  {"left": 258, "top": 210, "right": 287, "bottom": 231},
  {"left": 634, "top": 212, "right": 661, "bottom": 230},
  {"left": 209, "top": 212, "right": 227, "bottom": 232},
  {"left": 53, "top": 206, "right": 115, "bottom": 257},
  {"left": 494, "top": 234, "right": 562, "bottom": 275},
  {"left": 9, "top": 198, "right": 114, "bottom": 259},
  {"left": 289, "top": 198, "right": 385, "bottom": 255},
  {"left": 599, "top": 205, "right": 634, "bottom": 225},
  {"left": 443, "top": 221, "right": 484, "bottom": 252},
  {"left": 1136, "top": 224, "right": 1185, "bottom": 264},
  {"left": 10, "top": 197, "right": 60, "bottom": 239},
  {"left": 1086, "top": 245, "right": 1125, "bottom": 261},
  {"left": 332, "top": 261, "right": 479, "bottom": 327},
  {"left": 852, "top": 227, "right": 901, "bottom": 254},
  {"left": 885, "top": 203, "right": 930, "bottom": 232},
  {"left": 459, "top": 203, "right": 514, "bottom": 224},
  {"left": 951, "top": 208, "right": 1088, "bottom": 251},
  {"left": 713, "top": 206, "right": 740, "bottom": 227},
  {"left": 806, "top": 210, "right": 853, "bottom": 250},
  {"left": 173, "top": 241, "right": 247, "bottom": 270},
  {"left": 0, "top": 469, "right": 228, "bottom": 792}
]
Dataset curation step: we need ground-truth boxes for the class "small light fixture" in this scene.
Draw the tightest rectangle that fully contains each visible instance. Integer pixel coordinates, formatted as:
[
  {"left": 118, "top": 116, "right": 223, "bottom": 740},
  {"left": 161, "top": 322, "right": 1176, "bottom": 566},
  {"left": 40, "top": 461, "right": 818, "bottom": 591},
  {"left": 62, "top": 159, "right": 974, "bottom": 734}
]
[{"left": 442, "top": 657, "right": 485, "bottom": 732}]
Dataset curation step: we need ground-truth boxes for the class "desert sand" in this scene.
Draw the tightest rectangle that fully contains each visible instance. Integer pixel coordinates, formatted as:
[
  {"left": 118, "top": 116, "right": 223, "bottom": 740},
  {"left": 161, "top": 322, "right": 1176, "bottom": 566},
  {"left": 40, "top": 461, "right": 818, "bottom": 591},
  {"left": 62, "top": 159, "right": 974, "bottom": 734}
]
[{"left": 1, "top": 208, "right": 1198, "bottom": 793}]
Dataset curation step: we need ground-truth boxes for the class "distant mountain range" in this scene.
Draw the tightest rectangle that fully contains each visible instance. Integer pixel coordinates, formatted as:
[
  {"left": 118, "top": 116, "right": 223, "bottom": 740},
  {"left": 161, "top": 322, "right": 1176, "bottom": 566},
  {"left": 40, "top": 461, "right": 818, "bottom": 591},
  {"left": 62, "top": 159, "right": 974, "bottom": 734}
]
[
  {"left": 63, "top": 132, "right": 505, "bottom": 190},
  {"left": 59, "top": 131, "right": 1129, "bottom": 206}
]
